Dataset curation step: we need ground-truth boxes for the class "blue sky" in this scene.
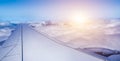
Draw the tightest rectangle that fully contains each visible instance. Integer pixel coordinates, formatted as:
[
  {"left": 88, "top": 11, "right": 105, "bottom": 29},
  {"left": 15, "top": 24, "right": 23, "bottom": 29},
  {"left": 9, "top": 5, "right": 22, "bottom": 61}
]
[{"left": 0, "top": 0, "right": 120, "bottom": 23}]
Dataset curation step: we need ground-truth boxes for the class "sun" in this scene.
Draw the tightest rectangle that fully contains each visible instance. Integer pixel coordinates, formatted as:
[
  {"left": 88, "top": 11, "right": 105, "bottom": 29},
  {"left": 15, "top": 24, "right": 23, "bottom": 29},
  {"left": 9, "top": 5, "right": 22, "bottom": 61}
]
[
  {"left": 70, "top": 12, "right": 90, "bottom": 27},
  {"left": 73, "top": 14, "right": 87, "bottom": 24}
]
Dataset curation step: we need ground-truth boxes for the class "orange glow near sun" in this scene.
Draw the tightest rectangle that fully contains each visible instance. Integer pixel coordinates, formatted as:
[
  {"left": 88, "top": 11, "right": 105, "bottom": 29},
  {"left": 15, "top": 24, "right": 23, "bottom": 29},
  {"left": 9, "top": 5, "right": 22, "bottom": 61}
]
[{"left": 69, "top": 11, "right": 92, "bottom": 28}]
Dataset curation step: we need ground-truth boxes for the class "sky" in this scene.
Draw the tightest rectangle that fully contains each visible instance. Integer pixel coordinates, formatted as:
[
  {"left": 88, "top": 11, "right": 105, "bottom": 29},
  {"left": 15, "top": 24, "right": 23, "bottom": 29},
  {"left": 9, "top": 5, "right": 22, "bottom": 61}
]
[{"left": 0, "top": 0, "right": 120, "bottom": 23}]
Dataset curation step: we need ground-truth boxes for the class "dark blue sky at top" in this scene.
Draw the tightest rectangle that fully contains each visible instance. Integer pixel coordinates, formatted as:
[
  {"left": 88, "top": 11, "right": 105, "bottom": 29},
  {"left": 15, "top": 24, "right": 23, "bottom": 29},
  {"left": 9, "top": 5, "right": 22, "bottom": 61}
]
[
  {"left": 0, "top": 0, "right": 120, "bottom": 7},
  {"left": 0, "top": 0, "right": 120, "bottom": 22}
]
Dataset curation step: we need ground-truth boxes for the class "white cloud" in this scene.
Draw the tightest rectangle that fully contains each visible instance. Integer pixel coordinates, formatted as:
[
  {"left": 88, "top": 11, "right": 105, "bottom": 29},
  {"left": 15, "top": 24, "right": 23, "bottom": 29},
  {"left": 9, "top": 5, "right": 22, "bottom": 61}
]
[{"left": 0, "top": 28, "right": 12, "bottom": 36}]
